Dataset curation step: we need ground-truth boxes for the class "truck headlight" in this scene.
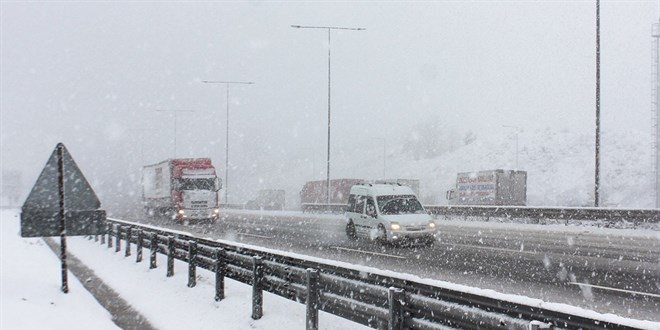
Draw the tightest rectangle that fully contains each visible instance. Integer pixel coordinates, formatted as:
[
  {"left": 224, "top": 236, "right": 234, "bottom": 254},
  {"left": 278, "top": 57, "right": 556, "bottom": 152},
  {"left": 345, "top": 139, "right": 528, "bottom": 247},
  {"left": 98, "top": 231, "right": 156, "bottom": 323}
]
[
  {"left": 390, "top": 223, "right": 401, "bottom": 230},
  {"left": 428, "top": 222, "right": 436, "bottom": 229}
]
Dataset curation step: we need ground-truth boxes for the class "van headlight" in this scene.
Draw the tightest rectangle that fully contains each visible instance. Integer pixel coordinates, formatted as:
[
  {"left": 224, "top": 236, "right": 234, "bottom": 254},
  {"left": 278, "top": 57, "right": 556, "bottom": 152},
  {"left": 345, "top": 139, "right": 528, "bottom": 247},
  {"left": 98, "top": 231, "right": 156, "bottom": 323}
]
[
  {"left": 428, "top": 222, "right": 436, "bottom": 229},
  {"left": 390, "top": 222, "right": 401, "bottom": 230}
]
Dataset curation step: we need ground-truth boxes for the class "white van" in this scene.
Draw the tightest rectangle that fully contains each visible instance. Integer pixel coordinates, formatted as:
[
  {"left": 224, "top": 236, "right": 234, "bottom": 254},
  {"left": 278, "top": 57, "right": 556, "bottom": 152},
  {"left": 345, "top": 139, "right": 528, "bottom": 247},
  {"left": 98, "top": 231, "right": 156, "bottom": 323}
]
[{"left": 345, "top": 183, "right": 437, "bottom": 245}]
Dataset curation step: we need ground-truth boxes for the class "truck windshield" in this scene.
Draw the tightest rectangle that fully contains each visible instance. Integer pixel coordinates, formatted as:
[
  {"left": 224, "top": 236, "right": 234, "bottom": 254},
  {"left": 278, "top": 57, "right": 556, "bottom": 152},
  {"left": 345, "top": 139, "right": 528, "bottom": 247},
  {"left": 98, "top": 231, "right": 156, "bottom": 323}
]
[
  {"left": 177, "top": 178, "right": 217, "bottom": 191},
  {"left": 377, "top": 195, "right": 425, "bottom": 215}
]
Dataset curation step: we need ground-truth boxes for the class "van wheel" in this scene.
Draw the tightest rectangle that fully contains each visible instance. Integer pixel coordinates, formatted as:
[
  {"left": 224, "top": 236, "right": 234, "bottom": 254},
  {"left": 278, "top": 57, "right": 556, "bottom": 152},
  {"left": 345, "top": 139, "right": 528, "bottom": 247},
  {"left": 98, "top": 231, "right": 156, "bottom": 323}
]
[
  {"left": 346, "top": 221, "right": 357, "bottom": 241},
  {"left": 376, "top": 224, "right": 387, "bottom": 245},
  {"left": 424, "top": 237, "right": 435, "bottom": 247}
]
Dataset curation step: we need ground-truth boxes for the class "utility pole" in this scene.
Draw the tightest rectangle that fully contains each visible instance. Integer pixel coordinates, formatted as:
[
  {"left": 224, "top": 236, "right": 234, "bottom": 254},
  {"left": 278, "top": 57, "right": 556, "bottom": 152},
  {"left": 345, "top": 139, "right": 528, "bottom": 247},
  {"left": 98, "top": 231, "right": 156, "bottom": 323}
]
[
  {"left": 202, "top": 81, "right": 254, "bottom": 204},
  {"left": 502, "top": 125, "right": 520, "bottom": 169},
  {"left": 372, "top": 137, "right": 386, "bottom": 178},
  {"left": 652, "top": 20, "right": 660, "bottom": 208},
  {"left": 155, "top": 109, "right": 195, "bottom": 158},
  {"left": 291, "top": 24, "right": 365, "bottom": 204},
  {"left": 594, "top": 0, "right": 601, "bottom": 207}
]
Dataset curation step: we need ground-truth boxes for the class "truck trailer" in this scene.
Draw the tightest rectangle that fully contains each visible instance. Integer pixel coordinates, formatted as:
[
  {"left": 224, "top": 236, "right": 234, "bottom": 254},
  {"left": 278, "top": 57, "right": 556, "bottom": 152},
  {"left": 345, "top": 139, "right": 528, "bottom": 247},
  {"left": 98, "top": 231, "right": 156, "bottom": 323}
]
[
  {"left": 300, "top": 178, "right": 364, "bottom": 213},
  {"left": 142, "top": 158, "right": 221, "bottom": 222},
  {"left": 446, "top": 169, "right": 527, "bottom": 206}
]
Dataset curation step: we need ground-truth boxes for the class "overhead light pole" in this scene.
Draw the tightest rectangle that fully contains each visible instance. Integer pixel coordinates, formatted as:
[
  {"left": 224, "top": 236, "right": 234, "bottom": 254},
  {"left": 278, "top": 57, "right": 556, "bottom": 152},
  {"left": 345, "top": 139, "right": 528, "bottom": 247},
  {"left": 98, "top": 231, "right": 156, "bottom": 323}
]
[
  {"left": 127, "top": 128, "right": 156, "bottom": 167},
  {"left": 291, "top": 24, "right": 365, "bottom": 204},
  {"left": 202, "top": 80, "right": 254, "bottom": 205},
  {"left": 502, "top": 125, "right": 520, "bottom": 169},
  {"left": 371, "top": 137, "right": 386, "bottom": 179},
  {"left": 155, "top": 109, "right": 195, "bottom": 158},
  {"left": 653, "top": 20, "right": 660, "bottom": 209},
  {"left": 594, "top": 0, "right": 601, "bottom": 207}
]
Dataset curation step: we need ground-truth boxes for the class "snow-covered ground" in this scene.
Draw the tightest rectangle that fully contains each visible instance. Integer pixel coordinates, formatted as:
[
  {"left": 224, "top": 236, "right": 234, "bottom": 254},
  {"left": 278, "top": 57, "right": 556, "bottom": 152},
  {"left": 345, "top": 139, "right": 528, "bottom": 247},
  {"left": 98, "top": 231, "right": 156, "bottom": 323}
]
[
  {"left": 0, "top": 210, "right": 119, "bottom": 329},
  {"left": 0, "top": 209, "right": 368, "bottom": 330},
  {"left": 3, "top": 208, "right": 659, "bottom": 329}
]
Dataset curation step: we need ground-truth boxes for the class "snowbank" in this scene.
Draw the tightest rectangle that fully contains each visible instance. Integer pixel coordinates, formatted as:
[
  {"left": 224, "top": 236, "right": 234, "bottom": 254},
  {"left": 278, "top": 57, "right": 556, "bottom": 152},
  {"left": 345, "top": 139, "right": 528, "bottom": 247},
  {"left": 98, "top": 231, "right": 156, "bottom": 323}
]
[{"left": 0, "top": 209, "right": 368, "bottom": 330}]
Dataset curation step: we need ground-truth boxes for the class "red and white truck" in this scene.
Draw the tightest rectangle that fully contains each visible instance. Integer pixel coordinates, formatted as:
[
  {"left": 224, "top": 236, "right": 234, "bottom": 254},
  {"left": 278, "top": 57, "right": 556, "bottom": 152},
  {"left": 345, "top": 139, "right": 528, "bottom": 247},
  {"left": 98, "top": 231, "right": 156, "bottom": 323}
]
[{"left": 142, "top": 158, "right": 221, "bottom": 222}]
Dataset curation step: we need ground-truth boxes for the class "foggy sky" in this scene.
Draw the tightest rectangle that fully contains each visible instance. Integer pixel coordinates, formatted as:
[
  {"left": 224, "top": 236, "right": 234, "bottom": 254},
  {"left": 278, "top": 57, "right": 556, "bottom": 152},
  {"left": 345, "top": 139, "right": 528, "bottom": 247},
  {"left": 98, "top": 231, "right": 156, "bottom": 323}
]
[{"left": 1, "top": 1, "right": 657, "bottom": 208}]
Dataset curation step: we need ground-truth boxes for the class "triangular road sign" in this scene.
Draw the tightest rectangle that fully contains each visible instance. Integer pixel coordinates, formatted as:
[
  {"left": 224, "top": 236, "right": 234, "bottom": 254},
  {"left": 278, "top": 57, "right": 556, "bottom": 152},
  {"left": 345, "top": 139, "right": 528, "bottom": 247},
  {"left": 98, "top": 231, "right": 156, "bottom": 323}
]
[{"left": 21, "top": 143, "right": 106, "bottom": 237}]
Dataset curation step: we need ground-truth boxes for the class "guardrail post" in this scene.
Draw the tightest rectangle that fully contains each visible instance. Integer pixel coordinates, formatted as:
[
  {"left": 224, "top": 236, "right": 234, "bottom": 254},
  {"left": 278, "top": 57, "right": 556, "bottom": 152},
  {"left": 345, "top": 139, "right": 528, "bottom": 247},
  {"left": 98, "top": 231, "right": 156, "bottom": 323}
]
[
  {"left": 100, "top": 223, "right": 106, "bottom": 245},
  {"left": 150, "top": 233, "right": 158, "bottom": 269},
  {"left": 167, "top": 236, "right": 175, "bottom": 277},
  {"left": 306, "top": 268, "right": 319, "bottom": 330},
  {"left": 215, "top": 248, "right": 226, "bottom": 301},
  {"left": 125, "top": 227, "right": 132, "bottom": 257},
  {"left": 136, "top": 229, "right": 143, "bottom": 263},
  {"left": 388, "top": 287, "right": 405, "bottom": 330},
  {"left": 115, "top": 225, "right": 122, "bottom": 253},
  {"left": 252, "top": 256, "right": 263, "bottom": 320},
  {"left": 187, "top": 241, "right": 197, "bottom": 288},
  {"left": 107, "top": 224, "right": 113, "bottom": 248}
]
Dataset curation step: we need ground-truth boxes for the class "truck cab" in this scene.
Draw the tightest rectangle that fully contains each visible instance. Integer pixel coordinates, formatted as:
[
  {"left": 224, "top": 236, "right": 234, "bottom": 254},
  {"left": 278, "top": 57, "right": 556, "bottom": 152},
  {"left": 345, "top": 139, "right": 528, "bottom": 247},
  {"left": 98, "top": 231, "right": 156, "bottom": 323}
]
[
  {"left": 345, "top": 183, "right": 437, "bottom": 246},
  {"left": 173, "top": 172, "right": 221, "bottom": 221}
]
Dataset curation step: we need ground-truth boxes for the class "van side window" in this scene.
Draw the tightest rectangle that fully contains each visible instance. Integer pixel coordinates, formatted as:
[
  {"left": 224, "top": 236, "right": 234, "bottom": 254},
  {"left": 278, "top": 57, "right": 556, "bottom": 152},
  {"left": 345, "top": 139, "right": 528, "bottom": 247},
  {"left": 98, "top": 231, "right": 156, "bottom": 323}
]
[
  {"left": 354, "top": 196, "right": 365, "bottom": 213},
  {"left": 366, "top": 197, "right": 377, "bottom": 217},
  {"left": 348, "top": 194, "right": 356, "bottom": 211}
]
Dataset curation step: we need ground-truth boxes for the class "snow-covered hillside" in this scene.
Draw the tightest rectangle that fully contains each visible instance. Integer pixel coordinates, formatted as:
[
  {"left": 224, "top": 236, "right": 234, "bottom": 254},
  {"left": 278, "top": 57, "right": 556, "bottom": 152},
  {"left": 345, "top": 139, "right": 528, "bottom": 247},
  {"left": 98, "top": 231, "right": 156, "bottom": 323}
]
[{"left": 244, "top": 124, "right": 655, "bottom": 209}]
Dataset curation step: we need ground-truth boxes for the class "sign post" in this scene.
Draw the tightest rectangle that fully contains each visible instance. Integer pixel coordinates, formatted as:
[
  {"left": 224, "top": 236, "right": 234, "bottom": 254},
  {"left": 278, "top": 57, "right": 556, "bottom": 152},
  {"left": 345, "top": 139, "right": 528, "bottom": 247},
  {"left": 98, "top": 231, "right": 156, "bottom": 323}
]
[
  {"left": 21, "top": 143, "right": 106, "bottom": 293},
  {"left": 57, "top": 144, "right": 68, "bottom": 293}
]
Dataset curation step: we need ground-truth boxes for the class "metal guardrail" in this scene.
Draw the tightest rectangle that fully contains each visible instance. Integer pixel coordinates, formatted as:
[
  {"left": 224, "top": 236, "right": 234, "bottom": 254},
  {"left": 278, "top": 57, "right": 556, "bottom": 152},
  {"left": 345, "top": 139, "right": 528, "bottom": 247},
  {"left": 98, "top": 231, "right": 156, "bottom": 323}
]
[
  {"left": 221, "top": 203, "right": 246, "bottom": 210},
  {"left": 298, "top": 203, "right": 659, "bottom": 225},
  {"left": 301, "top": 203, "right": 347, "bottom": 213},
  {"left": 92, "top": 218, "right": 645, "bottom": 330},
  {"left": 425, "top": 205, "right": 660, "bottom": 224}
]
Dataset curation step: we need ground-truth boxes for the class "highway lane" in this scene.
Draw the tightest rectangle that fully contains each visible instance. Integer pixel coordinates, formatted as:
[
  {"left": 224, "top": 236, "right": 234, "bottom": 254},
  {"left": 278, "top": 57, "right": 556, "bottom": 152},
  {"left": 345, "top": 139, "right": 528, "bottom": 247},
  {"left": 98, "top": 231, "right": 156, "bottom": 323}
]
[
  {"left": 124, "top": 210, "right": 660, "bottom": 322},
  {"left": 438, "top": 222, "right": 656, "bottom": 263}
]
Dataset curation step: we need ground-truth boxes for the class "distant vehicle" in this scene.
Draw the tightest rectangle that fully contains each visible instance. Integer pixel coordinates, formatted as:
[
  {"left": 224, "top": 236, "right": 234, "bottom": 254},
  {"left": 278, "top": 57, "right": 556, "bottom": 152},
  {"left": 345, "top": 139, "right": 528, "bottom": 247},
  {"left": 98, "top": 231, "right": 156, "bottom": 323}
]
[
  {"left": 446, "top": 169, "right": 527, "bottom": 206},
  {"left": 345, "top": 183, "right": 437, "bottom": 246},
  {"left": 300, "top": 178, "right": 364, "bottom": 213},
  {"left": 142, "top": 158, "right": 221, "bottom": 223},
  {"left": 245, "top": 189, "right": 285, "bottom": 210}
]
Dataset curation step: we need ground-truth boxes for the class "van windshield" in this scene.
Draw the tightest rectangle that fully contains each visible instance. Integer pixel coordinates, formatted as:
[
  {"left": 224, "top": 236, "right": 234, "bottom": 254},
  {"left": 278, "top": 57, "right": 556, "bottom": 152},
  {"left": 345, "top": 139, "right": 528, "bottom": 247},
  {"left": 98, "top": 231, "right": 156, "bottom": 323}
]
[{"left": 377, "top": 195, "right": 425, "bottom": 215}]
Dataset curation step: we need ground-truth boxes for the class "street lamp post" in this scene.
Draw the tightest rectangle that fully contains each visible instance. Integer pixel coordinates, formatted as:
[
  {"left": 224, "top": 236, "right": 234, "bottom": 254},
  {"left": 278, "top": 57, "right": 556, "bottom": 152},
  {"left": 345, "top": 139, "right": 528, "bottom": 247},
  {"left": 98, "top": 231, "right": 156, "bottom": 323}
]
[
  {"left": 155, "top": 109, "right": 195, "bottom": 158},
  {"left": 594, "top": 0, "right": 601, "bottom": 207},
  {"left": 653, "top": 20, "right": 660, "bottom": 209},
  {"left": 502, "top": 125, "right": 520, "bottom": 169},
  {"left": 202, "top": 80, "right": 254, "bottom": 205},
  {"left": 291, "top": 24, "right": 365, "bottom": 204},
  {"left": 127, "top": 128, "right": 157, "bottom": 167},
  {"left": 372, "top": 137, "right": 386, "bottom": 179}
]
